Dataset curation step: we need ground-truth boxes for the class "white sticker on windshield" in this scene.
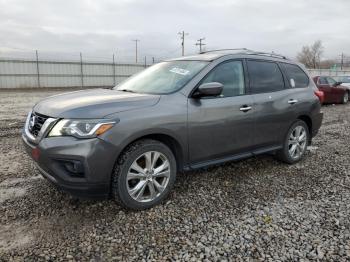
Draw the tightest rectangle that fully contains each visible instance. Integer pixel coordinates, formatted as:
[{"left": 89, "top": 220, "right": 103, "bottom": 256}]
[
  {"left": 169, "top": 67, "right": 190, "bottom": 75},
  {"left": 290, "top": 78, "right": 296, "bottom": 88}
]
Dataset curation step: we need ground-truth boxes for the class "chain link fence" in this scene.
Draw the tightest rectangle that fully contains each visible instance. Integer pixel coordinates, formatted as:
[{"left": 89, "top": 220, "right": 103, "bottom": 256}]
[
  {"left": 0, "top": 57, "right": 149, "bottom": 89},
  {"left": 308, "top": 68, "right": 350, "bottom": 77},
  {"left": 1, "top": 55, "right": 350, "bottom": 89}
]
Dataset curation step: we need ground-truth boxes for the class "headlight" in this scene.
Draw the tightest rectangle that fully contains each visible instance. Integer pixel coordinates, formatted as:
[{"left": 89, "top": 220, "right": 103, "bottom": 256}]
[{"left": 48, "top": 119, "right": 116, "bottom": 139}]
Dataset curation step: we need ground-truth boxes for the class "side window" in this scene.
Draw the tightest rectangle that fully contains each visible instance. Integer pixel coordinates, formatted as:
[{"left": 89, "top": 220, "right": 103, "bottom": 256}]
[
  {"left": 201, "top": 60, "right": 245, "bottom": 97},
  {"left": 319, "top": 77, "right": 328, "bottom": 85},
  {"left": 326, "top": 77, "right": 336, "bottom": 86},
  {"left": 247, "top": 60, "right": 284, "bottom": 93},
  {"left": 281, "top": 63, "right": 309, "bottom": 88}
]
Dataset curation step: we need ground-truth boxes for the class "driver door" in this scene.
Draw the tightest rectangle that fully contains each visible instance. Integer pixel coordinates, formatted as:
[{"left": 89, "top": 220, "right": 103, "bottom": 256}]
[
  {"left": 326, "top": 77, "right": 344, "bottom": 102},
  {"left": 187, "top": 60, "right": 255, "bottom": 166}
]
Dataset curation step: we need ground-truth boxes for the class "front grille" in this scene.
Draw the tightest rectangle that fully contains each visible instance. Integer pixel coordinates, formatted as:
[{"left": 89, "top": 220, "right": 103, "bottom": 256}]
[{"left": 28, "top": 112, "right": 49, "bottom": 137}]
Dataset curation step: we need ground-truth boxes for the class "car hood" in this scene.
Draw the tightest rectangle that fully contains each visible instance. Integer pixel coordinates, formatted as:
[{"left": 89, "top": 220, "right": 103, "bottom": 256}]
[
  {"left": 33, "top": 89, "right": 160, "bottom": 118},
  {"left": 341, "top": 83, "right": 350, "bottom": 88}
]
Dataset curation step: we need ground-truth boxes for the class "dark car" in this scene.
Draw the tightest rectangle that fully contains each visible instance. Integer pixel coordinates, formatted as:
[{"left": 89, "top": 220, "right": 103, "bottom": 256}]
[
  {"left": 313, "top": 76, "right": 349, "bottom": 104},
  {"left": 22, "top": 49, "right": 323, "bottom": 210}
]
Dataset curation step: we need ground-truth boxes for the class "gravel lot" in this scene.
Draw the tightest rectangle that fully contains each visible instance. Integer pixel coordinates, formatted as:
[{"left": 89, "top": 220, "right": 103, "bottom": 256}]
[{"left": 1, "top": 89, "right": 350, "bottom": 261}]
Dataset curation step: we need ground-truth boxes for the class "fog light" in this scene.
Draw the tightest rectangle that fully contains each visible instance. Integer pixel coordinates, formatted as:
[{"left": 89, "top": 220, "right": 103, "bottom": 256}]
[{"left": 63, "top": 160, "right": 84, "bottom": 176}]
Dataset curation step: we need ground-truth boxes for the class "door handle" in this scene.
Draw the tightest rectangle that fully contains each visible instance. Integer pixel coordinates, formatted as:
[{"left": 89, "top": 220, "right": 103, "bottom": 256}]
[
  {"left": 239, "top": 105, "right": 252, "bottom": 112},
  {"left": 288, "top": 99, "right": 298, "bottom": 105}
]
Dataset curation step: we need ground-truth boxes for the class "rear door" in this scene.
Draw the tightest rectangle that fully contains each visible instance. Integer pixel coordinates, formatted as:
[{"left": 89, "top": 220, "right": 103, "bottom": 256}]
[
  {"left": 247, "top": 60, "right": 296, "bottom": 148},
  {"left": 188, "top": 60, "right": 255, "bottom": 165}
]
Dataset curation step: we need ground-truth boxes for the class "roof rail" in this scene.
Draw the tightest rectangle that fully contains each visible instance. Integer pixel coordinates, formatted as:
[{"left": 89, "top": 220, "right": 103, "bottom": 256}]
[
  {"left": 200, "top": 48, "right": 288, "bottom": 60},
  {"left": 248, "top": 51, "right": 288, "bottom": 60},
  {"left": 199, "top": 48, "right": 254, "bottom": 54}
]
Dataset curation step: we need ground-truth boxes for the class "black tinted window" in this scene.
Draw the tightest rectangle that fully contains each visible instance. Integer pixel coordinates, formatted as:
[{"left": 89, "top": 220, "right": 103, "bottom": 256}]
[
  {"left": 247, "top": 60, "right": 284, "bottom": 93},
  {"left": 281, "top": 63, "right": 309, "bottom": 88},
  {"left": 201, "top": 60, "right": 245, "bottom": 97}
]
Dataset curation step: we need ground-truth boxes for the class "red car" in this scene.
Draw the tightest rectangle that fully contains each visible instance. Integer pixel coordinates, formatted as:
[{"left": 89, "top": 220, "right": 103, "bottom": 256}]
[{"left": 313, "top": 76, "right": 349, "bottom": 104}]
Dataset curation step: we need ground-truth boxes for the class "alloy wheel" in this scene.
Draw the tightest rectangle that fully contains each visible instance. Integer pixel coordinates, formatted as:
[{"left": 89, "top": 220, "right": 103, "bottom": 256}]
[
  {"left": 288, "top": 126, "right": 307, "bottom": 159},
  {"left": 126, "top": 151, "right": 170, "bottom": 202},
  {"left": 344, "top": 92, "right": 349, "bottom": 103}
]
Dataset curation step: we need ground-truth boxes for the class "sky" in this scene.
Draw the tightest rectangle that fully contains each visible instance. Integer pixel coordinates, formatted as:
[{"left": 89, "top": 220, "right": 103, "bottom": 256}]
[{"left": 0, "top": 0, "right": 349, "bottom": 63}]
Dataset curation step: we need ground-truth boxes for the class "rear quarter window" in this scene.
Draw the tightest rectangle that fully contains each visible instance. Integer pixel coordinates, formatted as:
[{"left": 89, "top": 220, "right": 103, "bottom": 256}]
[{"left": 281, "top": 63, "right": 309, "bottom": 88}]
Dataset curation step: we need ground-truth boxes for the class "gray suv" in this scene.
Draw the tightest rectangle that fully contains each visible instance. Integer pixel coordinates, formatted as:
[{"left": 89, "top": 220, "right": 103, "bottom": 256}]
[{"left": 22, "top": 50, "right": 323, "bottom": 210}]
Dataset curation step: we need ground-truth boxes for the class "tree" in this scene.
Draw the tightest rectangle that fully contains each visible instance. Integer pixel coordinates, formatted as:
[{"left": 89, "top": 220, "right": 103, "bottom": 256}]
[{"left": 297, "top": 40, "right": 324, "bottom": 69}]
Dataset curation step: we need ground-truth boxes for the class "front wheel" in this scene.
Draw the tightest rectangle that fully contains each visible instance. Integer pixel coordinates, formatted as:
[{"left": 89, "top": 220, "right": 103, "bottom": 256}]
[
  {"left": 111, "top": 139, "right": 177, "bottom": 210},
  {"left": 342, "top": 92, "right": 349, "bottom": 104},
  {"left": 275, "top": 120, "right": 309, "bottom": 164}
]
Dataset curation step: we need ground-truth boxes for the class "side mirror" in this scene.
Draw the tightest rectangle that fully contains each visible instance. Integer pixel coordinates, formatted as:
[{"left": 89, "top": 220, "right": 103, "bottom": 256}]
[
  {"left": 193, "top": 82, "right": 223, "bottom": 98},
  {"left": 335, "top": 81, "right": 342, "bottom": 86}
]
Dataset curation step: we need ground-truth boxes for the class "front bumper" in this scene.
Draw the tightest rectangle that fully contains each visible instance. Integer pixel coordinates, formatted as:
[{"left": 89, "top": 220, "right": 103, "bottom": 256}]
[{"left": 22, "top": 132, "right": 119, "bottom": 199}]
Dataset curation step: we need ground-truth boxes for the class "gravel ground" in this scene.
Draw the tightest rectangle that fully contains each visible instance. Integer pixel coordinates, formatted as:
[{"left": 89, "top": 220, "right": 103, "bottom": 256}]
[{"left": 0, "top": 89, "right": 350, "bottom": 261}]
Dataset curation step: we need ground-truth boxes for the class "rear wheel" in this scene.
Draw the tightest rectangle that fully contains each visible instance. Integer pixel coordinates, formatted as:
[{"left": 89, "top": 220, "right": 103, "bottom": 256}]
[
  {"left": 111, "top": 139, "right": 177, "bottom": 210},
  {"left": 342, "top": 92, "right": 349, "bottom": 104},
  {"left": 276, "top": 120, "right": 309, "bottom": 164}
]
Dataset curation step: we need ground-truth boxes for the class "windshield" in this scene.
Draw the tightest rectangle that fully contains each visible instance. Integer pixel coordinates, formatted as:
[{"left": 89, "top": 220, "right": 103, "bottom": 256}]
[
  {"left": 114, "top": 60, "right": 209, "bottom": 94},
  {"left": 338, "top": 76, "right": 350, "bottom": 83},
  {"left": 327, "top": 77, "right": 336, "bottom": 85}
]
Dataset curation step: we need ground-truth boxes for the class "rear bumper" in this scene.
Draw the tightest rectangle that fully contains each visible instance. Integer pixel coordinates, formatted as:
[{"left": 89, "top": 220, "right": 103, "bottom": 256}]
[
  {"left": 22, "top": 132, "right": 119, "bottom": 199},
  {"left": 311, "top": 111, "right": 323, "bottom": 137}
]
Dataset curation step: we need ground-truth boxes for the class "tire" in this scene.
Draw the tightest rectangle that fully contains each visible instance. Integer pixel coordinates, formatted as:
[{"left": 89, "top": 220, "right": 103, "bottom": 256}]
[
  {"left": 342, "top": 92, "right": 349, "bottom": 104},
  {"left": 275, "top": 120, "right": 309, "bottom": 164},
  {"left": 111, "top": 139, "right": 177, "bottom": 210}
]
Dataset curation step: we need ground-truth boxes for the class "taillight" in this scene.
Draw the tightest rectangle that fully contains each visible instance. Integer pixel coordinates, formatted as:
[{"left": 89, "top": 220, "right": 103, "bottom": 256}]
[{"left": 314, "top": 90, "right": 324, "bottom": 104}]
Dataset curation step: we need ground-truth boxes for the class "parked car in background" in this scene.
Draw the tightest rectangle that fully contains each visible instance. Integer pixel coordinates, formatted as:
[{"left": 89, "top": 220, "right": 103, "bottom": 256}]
[
  {"left": 335, "top": 76, "right": 350, "bottom": 88},
  {"left": 313, "top": 76, "right": 349, "bottom": 104},
  {"left": 22, "top": 50, "right": 323, "bottom": 210}
]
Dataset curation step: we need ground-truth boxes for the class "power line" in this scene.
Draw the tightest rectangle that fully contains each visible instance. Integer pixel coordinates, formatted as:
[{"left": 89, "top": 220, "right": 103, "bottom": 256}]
[
  {"left": 195, "top": 38, "right": 206, "bottom": 53},
  {"left": 132, "top": 39, "right": 140, "bottom": 63},
  {"left": 178, "top": 31, "right": 189, "bottom": 56}
]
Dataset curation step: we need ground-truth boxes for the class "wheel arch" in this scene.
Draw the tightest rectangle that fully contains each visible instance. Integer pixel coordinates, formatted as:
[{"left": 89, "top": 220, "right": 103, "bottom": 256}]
[
  {"left": 117, "top": 131, "right": 186, "bottom": 172},
  {"left": 297, "top": 115, "right": 312, "bottom": 144}
]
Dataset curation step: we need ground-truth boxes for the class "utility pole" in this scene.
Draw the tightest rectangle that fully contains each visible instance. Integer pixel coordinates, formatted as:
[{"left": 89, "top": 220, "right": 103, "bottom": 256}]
[
  {"left": 132, "top": 39, "right": 140, "bottom": 63},
  {"left": 80, "top": 52, "right": 84, "bottom": 87},
  {"left": 195, "top": 38, "right": 206, "bottom": 53},
  {"left": 112, "top": 53, "right": 116, "bottom": 86},
  {"left": 178, "top": 31, "right": 189, "bottom": 56},
  {"left": 340, "top": 53, "right": 344, "bottom": 70},
  {"left": 35, "top": 50, "right": 40, "bottom": 88}
]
